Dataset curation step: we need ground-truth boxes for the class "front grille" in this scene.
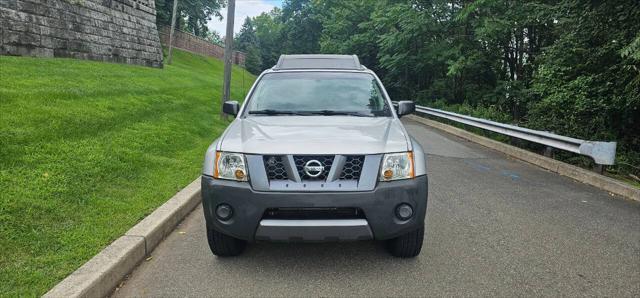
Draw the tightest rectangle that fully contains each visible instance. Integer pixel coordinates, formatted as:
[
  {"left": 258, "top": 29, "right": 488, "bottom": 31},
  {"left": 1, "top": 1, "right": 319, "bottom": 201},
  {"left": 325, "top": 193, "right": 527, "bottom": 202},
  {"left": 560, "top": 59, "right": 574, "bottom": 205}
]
[
  {"left": 263, "top": 155, "right": 288, "bottom": 180},
  {"left": 263, "top": 208, "right": 365, "bottom": 220},
  {"left": 339, "top": 156, "right": 364, "bottom": 180},
  {"left": 262, "top": 155, "right": 366, "bottom": 182},
  {"left": 293, "top": 155, "right": 333, "bottom": 180}
]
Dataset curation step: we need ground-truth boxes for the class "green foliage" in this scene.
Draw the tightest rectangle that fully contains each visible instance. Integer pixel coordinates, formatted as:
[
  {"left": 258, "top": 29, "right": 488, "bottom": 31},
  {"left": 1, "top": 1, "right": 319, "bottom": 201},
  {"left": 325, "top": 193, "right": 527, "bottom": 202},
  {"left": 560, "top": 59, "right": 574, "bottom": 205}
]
[
  {"left": 280, "top": 0, "right": 323, "bottom": 54},
  {"left": 253, "top": 8, "right": 285, "bottom": 70},
  {"left": 235, "top": 17, "right": 263, "bottom": 74},
  {"left": 527, "top": 0, "right": 640, "bottom": 172},
  {"left": 317, "top": 0, "right": 381, "bottom": 69},
  {"left": 0, "top": 49, "right": 255, "bottom": 296},
  {"left": 245, "top": 0, "right": 323, "bottom": 71},
  {"left": 621, "top": 34, "right": 640, "bottom": 61},
  {"left": 205, "top": 30, "right": 223, "bottom": 45},
  {"left": 155, "top": 0, "right": 223, "bottom": 38},
  {"left": 248, "top": 0, "right": 640, "bottom": 177}
]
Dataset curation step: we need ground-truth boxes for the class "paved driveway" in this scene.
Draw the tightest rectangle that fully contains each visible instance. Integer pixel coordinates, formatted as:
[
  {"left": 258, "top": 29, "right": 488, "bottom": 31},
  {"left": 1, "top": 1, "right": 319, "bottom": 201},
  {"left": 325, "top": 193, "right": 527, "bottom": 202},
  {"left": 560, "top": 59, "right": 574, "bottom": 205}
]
[{"left": 113, "top": 119, "right": 640, "bottom": 297}]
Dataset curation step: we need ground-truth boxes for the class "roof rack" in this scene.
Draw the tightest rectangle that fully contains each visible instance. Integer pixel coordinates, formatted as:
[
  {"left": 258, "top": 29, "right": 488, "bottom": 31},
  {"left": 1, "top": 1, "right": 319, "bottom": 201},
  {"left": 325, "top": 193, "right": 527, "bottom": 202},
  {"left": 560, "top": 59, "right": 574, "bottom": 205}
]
[{"left": 273, "top": 54, "right": 364, "bottom": 70}]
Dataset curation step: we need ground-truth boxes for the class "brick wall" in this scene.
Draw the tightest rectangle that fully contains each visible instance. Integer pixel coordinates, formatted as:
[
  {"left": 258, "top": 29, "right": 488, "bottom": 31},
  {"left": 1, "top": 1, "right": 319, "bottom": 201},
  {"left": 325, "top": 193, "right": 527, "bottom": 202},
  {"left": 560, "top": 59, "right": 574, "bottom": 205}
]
[
  {"left": 158, "top": 25, "right": 245, "bottom": 66},
  {"left": 0, "top": 0, "right": 163, "bottom": 67}
]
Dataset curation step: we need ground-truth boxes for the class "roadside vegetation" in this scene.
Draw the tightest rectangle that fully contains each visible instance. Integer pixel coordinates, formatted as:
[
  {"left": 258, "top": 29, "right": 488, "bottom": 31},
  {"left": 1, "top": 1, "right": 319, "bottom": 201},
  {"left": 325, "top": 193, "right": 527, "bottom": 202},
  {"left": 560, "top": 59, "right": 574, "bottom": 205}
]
[
  {"left": 236, "top": 0, "right": 640, "bottom": 182},
  {"left": 0, "top": 49, "right": 255, "bottom": 296}
]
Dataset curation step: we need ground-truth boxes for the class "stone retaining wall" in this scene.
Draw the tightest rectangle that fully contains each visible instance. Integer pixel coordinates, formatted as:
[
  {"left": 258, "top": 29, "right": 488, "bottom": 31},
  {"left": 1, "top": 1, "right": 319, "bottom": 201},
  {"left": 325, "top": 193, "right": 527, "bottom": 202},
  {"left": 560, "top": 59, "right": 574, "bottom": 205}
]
[{"left": 0, "top": 0, "right": 163, "bottom": 67}]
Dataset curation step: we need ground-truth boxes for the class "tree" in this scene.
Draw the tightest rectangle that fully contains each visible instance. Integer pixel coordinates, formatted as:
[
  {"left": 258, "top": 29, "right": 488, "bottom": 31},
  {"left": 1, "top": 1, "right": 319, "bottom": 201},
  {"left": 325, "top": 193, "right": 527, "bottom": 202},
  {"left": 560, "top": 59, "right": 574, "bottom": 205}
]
[
  {"left": 317, "top": 0, "right": 381, "bottom": 71},
  {"left": 155, "top": 0, "right": 224, "bottom": 38},
  {"left": 235, "top": 17, "right": 263, "bottom": 74},
  {"left": 455, "top": 0, "right": 557, "bottom": 119},
  {"left": 528, "top": 0, "right": 640, "bottom": 168},
  {"left": 253, "top": 8, "right": 284, "bottom": 70},
  {"left": 205, "top": 30, "right": 223, "bottom": 45},
  {"left": 235, "top": 18, "right": 259, "bottom": 51},
  {"left": 280, "top": 0, "right": 323, "bottom": 54}
]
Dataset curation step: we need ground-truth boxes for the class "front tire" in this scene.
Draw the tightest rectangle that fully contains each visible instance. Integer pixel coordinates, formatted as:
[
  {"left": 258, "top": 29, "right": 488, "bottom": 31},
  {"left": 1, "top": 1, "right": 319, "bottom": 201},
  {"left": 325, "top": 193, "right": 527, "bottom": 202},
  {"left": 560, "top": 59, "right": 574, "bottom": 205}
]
[
  {"left": 386, "top": 226, "right": 424, "bottom": 258},
  {"left": 206, "top": 227, "right": 247, "bottom": 257}
]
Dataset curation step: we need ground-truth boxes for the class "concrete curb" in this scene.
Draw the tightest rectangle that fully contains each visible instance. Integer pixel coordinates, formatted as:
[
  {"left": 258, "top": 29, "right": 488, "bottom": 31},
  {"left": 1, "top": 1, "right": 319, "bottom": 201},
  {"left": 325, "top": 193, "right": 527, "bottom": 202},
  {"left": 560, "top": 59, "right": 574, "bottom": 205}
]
[
  {"left": 44, "top": 177, "right": 202, "bottom": 298},
  {"left": 408, "top": 115, "right": 640, "bottom": 202}
]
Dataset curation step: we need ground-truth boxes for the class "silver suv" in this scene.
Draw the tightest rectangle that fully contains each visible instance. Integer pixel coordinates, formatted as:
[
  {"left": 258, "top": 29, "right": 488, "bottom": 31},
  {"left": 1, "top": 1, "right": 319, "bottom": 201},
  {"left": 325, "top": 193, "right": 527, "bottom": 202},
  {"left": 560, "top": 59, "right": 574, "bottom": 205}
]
[{"left": 201, "top": 55, "right": 428, "bottom": 258}]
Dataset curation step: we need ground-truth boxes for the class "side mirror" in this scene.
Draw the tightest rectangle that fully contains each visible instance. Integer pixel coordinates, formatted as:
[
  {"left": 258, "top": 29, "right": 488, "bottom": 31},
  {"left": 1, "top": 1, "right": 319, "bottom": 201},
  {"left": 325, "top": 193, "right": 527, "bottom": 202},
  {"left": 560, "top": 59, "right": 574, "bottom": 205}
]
[
  {"left": 396, "top": 101, "right": 415, "bottom": 117},
  {"left": 223, "top": 101, "right": 240, "bottom": 116}
]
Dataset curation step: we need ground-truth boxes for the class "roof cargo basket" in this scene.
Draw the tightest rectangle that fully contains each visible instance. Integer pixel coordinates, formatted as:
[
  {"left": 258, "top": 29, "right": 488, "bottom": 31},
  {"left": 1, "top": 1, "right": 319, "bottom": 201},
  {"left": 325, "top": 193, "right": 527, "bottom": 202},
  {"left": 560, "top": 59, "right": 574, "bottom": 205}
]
[{"left": 273, "top": 54, "right": 364, "bottom": 70}]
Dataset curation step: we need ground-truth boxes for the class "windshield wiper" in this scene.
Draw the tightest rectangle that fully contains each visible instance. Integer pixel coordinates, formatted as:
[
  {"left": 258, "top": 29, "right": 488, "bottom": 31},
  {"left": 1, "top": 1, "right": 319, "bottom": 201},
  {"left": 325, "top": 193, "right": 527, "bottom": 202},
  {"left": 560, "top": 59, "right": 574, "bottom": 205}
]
[
  {"left": 249, "top": 109, "right": 373, "bottom": 117},
  {"left": 306, "top": 110, "right": 372, "bottom": 117},
  {"left": 248, "top": 109, "right": 311, "bottom": 116}
]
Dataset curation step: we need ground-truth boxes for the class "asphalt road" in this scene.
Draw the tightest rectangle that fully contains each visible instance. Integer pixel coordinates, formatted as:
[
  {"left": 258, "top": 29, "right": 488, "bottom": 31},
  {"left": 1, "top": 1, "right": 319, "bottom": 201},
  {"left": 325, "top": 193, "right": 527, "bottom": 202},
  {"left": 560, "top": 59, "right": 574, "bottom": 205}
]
[{"left": 113, "top": 119, "right": 640, "bottom": 297}]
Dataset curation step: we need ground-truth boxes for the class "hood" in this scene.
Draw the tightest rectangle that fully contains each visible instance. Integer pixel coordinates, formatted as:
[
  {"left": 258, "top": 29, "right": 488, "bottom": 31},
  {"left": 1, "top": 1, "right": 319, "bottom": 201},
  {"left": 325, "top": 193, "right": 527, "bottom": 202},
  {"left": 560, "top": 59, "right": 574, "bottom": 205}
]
[{"left": 219, "top": 116, "right": 409, "bottom": 154}]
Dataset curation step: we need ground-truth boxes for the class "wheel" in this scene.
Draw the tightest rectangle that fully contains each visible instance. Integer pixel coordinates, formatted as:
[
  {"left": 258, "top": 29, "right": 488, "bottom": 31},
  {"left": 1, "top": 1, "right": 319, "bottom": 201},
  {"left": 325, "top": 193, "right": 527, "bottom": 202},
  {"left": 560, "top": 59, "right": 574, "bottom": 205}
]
[
  {"left": 206, "top": 227, "right": 247, "bottom": 257},
  {"left": 386, "top": 226, "right": 424, "bottom": 258}
]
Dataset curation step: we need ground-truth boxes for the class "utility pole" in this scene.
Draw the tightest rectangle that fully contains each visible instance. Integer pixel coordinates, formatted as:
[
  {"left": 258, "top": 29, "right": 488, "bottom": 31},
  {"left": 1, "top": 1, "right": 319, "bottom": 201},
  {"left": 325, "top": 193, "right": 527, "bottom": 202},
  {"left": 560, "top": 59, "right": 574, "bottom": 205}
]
[
  {"left": 167, "top": 0, "right": 179, "bottom": 64},
  {"left": 221, "top": 0, "right": 235, "bottom": 117}
]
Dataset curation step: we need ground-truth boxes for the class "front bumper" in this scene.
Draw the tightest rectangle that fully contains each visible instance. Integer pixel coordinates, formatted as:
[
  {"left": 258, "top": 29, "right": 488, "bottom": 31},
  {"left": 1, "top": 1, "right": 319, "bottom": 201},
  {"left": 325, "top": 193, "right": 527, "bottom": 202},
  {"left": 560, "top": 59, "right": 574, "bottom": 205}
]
[{"left": 201, "top": 175, "right": 428, "bottom": 241}]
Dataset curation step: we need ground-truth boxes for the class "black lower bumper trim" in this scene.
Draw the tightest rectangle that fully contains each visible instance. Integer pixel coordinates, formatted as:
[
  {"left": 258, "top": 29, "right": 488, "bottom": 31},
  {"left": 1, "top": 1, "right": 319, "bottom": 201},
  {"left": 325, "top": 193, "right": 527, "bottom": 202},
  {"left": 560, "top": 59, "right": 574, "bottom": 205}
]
[{"left": 201, "top": 175, "right": 428, "bottom": 241}]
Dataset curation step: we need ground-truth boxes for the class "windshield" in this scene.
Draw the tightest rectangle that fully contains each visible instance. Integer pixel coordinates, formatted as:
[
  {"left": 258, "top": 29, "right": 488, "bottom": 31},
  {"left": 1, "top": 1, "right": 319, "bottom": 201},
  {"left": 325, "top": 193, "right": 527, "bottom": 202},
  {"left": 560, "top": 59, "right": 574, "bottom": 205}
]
[{"left": 244, "top": 72, "right": 391, "bottom": 117}]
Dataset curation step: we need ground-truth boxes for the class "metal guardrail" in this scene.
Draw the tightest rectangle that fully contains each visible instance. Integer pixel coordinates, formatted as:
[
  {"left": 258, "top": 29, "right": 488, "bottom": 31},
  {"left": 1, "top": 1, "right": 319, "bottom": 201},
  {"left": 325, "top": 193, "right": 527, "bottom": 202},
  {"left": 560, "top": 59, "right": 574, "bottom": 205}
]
[{"left": 413, "top": 105, "right": 617, "bottom": 166}]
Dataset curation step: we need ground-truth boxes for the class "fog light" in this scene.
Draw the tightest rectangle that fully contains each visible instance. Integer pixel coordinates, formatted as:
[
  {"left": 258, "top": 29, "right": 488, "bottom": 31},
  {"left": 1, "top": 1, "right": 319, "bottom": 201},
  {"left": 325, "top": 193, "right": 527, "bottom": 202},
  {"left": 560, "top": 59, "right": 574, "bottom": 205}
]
[
  {"left": 395, "top": 203, "right": 413, "bottom": 220},
  {"left": 216, "top": 204, "right": 233, "bottom": 220}
]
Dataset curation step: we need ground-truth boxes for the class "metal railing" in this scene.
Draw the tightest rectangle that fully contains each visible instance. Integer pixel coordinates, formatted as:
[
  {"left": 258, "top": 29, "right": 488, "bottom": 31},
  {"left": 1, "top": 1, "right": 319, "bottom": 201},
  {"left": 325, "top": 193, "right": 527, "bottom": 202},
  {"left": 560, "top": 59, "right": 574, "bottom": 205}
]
[{"left": 413, "top": 105, "right": 617, "bottom": 166}]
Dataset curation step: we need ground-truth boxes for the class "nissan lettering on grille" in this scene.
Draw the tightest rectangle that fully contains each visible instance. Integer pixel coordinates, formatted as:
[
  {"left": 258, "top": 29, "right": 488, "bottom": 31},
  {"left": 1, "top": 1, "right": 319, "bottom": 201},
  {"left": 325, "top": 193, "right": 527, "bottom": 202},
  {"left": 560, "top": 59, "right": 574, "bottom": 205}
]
[{"left": 303, "top": 160, "right": 324, "bottom": 178}]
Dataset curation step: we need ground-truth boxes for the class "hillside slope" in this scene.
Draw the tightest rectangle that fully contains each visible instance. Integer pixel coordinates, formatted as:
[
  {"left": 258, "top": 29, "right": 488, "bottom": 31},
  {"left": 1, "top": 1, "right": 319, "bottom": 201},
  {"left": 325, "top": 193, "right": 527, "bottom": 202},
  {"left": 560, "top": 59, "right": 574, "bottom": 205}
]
[{"left": 0, "top": 49, "right": 255, "bottom": 296}]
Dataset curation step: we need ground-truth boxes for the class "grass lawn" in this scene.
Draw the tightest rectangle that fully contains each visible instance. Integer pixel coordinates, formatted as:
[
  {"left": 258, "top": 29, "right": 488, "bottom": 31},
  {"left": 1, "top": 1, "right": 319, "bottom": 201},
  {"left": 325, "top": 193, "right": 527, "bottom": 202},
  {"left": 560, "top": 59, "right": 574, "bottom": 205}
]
[{"left": 0, "top": 49, "right": 255, "bottom": 296}]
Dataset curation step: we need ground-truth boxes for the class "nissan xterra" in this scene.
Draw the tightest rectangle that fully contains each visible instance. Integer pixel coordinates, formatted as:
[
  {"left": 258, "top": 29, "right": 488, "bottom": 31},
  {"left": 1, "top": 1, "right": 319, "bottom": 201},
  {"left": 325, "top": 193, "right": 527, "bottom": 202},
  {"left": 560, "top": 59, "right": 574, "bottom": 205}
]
[{"left": 201, "top": 54, "right": 428, "bottom": 258}]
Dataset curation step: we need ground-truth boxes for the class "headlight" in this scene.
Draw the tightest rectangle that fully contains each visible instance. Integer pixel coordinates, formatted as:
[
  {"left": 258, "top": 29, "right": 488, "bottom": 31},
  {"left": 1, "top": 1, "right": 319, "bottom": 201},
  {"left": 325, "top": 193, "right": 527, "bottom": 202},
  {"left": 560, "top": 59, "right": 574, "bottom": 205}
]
[
  {"left": 214, "top": 152, "right": 248, "bottom": 181},
  {"left": 379, "top": 152, "right": 414, "bottom": 181}
]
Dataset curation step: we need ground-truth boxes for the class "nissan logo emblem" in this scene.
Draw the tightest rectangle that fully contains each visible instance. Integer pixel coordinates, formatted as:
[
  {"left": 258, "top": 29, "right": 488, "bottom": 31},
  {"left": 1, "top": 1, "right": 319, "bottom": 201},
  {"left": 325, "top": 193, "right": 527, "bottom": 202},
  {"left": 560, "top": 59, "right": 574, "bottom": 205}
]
[{"left": 303, "top": 160, "right": 324, "bottom": 177}]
